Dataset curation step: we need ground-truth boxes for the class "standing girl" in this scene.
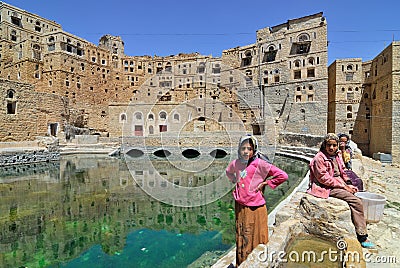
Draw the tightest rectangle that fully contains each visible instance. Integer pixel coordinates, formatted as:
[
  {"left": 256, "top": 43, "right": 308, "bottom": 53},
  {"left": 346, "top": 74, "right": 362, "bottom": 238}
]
[{"left": 226, "top": 135, "right": 288, "bottom": 266}]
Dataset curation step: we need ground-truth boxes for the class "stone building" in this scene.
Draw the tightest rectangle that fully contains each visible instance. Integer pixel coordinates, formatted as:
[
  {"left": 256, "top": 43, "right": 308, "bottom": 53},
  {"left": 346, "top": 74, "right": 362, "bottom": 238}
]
[
  {"left": 328, "top": 42, "right": 400, "bottom": 164},
  {"left": 222, "top": 12, "right": 329, "bottom": 135},
  {"left": 0, "top": 2, "right": 329, "bottom": 142},
  {"left": 328, "top": 59, "right": 365, "bottom": 140}
]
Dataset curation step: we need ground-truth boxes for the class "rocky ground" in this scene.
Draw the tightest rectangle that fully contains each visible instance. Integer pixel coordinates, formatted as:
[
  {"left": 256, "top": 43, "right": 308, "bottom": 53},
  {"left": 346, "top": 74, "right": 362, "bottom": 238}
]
[{"left": 357, "top": 156, "right": 400, "bottom": 268}]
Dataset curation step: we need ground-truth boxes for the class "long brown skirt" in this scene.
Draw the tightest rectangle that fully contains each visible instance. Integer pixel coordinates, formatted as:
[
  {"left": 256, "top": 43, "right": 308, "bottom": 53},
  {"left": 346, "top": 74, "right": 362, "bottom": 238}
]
[{"left": 235, "top": 201, "right": 268, "bottom": 267}]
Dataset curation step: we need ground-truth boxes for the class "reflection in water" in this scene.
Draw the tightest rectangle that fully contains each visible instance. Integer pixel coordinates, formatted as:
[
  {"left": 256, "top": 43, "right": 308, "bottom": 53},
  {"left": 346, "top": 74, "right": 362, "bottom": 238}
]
[{"left": 0, "top": 155, "right": 308, "bottom": 268}]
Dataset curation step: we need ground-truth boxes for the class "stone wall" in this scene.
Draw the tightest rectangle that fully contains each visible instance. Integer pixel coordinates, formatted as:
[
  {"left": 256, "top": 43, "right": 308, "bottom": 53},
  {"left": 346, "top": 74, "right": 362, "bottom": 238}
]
[
  {"left": 277, "top": 132, "right": 323, "bottom": 148},
  {"left": 0, "top": 79, "right": 66, "bottom": 141},
  {"left": 390, "top": 44, "right": 400, "bottom": 164},
  {"left": 0, "top": 149, "right": 59, "bottom": 166}
]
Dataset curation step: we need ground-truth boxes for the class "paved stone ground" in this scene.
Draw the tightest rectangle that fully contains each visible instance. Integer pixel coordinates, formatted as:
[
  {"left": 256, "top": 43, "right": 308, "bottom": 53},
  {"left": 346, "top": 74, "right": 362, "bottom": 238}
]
[{"left": 357, "top": 156, "right": 400, "bottom": 268}]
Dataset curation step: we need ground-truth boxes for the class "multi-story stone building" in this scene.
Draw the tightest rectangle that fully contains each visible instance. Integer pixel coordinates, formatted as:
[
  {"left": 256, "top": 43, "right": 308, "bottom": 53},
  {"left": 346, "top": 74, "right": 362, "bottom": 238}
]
[
  {"left": 328, "top": 42, "right": 400, "bottom": 164},
  {"left": 328, "top": 59, "right": 365, "bottom": 139},
  {"left": 0, "top": 2, "right": 329, "bottom": 143},
  {"left": 222, "top": 12, "right": 328, "bottom": 135}
]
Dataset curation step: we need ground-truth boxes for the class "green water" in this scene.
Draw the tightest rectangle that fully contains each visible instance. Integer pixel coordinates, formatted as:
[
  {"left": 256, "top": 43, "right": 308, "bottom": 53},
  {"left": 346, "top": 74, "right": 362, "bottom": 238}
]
[
  {"left": 284, "top": 236, "right": 342, "bottom": 268},
  {"left": 0, "top": 155, "right": 308, "bottom": 268}
]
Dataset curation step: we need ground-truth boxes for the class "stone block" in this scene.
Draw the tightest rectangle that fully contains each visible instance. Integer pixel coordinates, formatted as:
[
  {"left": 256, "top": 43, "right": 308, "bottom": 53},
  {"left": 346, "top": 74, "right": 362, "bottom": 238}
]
[
  {"left": 74, "top": 135, "right": 99, "bottom": 145},
  {"left": 299, "top": 194, "right": 356, "bottom": 239},
  {"left": 372, "top": 152, "right": 392, "bottom": 163}
]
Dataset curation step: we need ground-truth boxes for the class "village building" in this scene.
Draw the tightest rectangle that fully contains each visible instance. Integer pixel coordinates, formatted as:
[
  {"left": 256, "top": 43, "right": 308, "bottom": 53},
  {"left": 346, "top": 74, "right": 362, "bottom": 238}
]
[
  {"left": 0, "top": 2, "right": 398, "bottom": 163},
  {"left": 328, "top": 42, "right": 400, "bottom": 163},
  {"left": 222, "top": 12, "right": 328, "bottom": 135},
  {"left": 0, "top": 3, "right": 328, "bottom": 139}
]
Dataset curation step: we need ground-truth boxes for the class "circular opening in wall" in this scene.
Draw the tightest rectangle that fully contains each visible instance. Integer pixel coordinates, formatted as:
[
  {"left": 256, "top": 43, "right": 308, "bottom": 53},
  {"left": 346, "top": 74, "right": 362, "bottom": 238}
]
[
  {"left": 125, "top": 149, "right": 144, "bottom": 158},
  {"left": 153, "top": 149, "right": 171, "bottom": 158},
  {"left": 210, "top": 149, "right": 227, "bottom": 158},
  {"left": 182, "top": 149, "right": 200, "bottom": 159}
]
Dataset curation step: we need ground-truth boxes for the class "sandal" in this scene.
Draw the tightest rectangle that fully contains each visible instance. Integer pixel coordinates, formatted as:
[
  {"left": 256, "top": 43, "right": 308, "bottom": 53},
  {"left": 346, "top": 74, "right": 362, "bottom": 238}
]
[{"left": 361, "top": 240, "right": 376, "bottom": 249}]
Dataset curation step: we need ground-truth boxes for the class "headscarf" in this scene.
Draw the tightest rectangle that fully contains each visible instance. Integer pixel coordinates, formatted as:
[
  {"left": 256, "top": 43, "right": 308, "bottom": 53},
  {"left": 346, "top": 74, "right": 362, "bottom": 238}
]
[
  {"left": 320, "top": 133, "right": 339, "bottom": 153},
  {"left": 238, "top": 134, "right": 259, "bottom": 164}
]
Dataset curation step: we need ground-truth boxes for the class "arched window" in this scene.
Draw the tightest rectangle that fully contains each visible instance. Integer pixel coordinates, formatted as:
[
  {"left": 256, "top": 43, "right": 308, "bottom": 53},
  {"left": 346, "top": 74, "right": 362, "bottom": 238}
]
[
  {"left": 32, "top": 44, "right": 41, "bottom": 61},
  {"left": 159, "top": 111, "right": 167, "bottom": 120},
  {"left": 7, "top": 90, "right": 15, "bottom": 99},
  {"left": 148, "top": 113, "right": 154, "bottom": 120},
  {"left": 263, "top": 45, "right": 277, "bottom": 62},
  {"left": 308, "top": 57, "right": 315, "bottom": 65},
  {"left": 10, "top": 30, "right": 17, "bottom": 41},
  {"left": 6, "top": 90, "right": 16, "bottom": 114},
  {"left": 298, "top": 33, "right": 310, "bottom": 42},
  {"left": 294, "top": 33, "right": 311, "bottom": 54},
  {"left": 300, "top": 109, "right": 306, "bottom": 121},
  {"left": 165, "top": 62, "right": 172, "bottom": 72},
  {"left": 241, "top": 50, "right": 252, "bottom": 66},
  {"left": 347, "top": 105, "right": 352, "bottom": 112},
  {"left": 173, "top": 113, "right": 180, "bottom": 121},
  {"left": 120, "top": 113, "right": 126, "bottom": 122},
  {"left": 294, "top": 60, "right": 301, "bottom": 68},
  {"left": 347, "top": 64, "right": 353, "bottom": 71},
  {"left": 197, "top": 62, "right": 205, "bottom": 73},
  {"left": 134, "top": 112, "right": 142, "bottom": 120}
]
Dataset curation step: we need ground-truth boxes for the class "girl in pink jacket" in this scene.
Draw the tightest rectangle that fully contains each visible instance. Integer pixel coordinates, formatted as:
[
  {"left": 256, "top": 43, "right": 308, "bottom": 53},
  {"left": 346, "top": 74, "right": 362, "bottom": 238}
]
[
  {"left": 226, "top": 135, "right": 288, "bottom": 266},
  {"left": 308, "top": 133, "right": 375, "bottom": 249}
]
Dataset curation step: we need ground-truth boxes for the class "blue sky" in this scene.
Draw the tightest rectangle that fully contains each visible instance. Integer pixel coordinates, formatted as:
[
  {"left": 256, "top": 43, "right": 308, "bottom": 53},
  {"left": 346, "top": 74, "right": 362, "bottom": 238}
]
[{"left": 3, "top": 0, "right": 400, "bottom": 64}]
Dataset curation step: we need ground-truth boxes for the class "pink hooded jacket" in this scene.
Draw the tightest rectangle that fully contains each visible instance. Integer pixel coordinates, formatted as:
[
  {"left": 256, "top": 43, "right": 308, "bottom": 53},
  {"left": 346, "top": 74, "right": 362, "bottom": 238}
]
[
  {"left": 226, "top": 158, "right": 288, "bottom": 207},
  {"left": 307, "top": 151, "right": 348, "bottom": 199}
]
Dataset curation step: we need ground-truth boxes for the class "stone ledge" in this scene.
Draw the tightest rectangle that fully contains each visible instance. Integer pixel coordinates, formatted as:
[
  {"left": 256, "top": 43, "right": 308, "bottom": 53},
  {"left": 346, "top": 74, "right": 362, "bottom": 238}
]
[{"left": 240, "top": 193, "right": 364, "bottom": 268}]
